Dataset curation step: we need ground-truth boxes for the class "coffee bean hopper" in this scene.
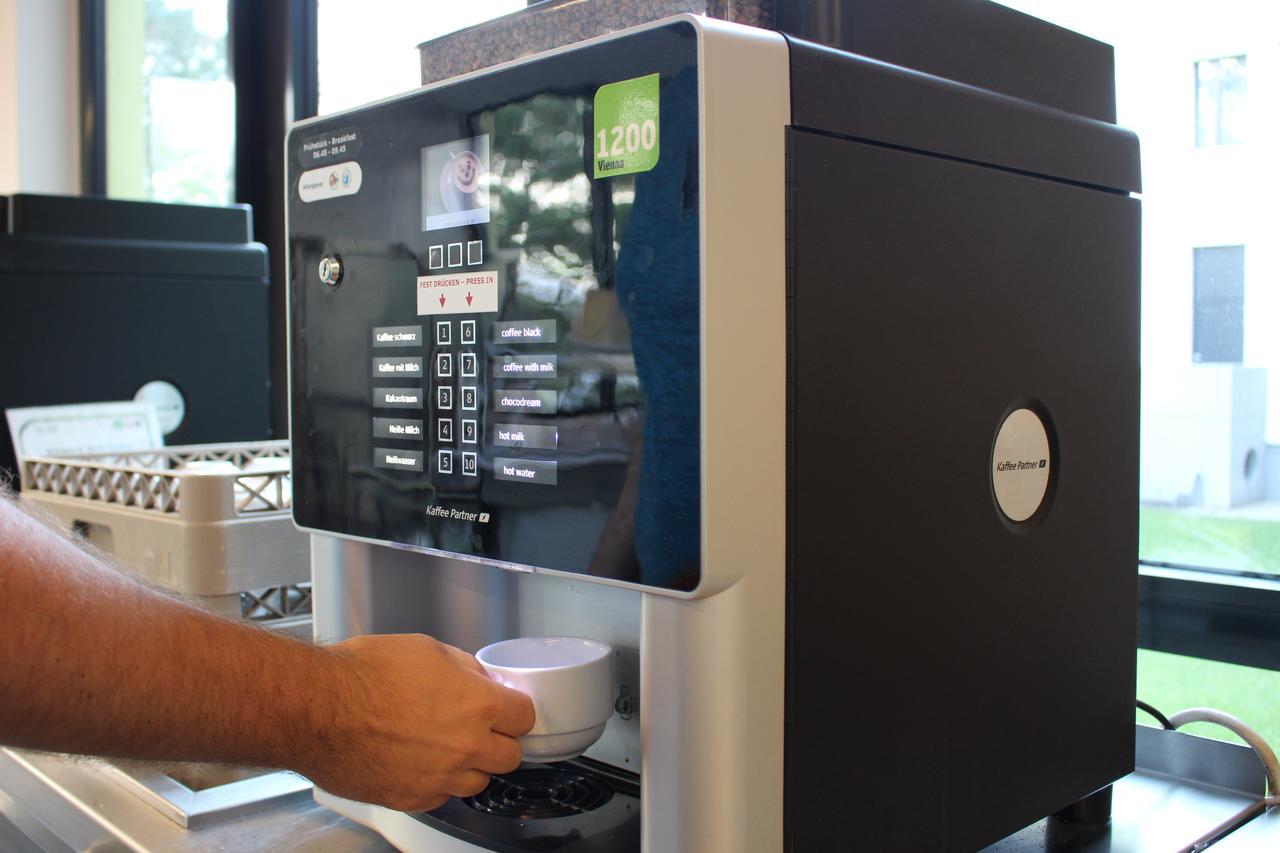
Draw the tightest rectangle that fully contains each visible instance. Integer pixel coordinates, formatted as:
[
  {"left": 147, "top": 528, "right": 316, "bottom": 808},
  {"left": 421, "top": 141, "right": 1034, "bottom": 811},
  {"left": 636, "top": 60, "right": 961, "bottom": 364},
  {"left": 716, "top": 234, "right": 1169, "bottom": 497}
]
[{"left": 287, "top": 2, "right": 1140, "bottom": 849}]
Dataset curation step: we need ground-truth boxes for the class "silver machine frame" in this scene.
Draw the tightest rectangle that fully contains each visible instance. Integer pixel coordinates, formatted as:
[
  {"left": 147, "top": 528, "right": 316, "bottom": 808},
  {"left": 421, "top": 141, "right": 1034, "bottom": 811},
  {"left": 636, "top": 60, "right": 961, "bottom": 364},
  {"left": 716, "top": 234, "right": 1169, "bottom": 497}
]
[{"left": 295, "top": 15, "right": 790, "bottom": 852}]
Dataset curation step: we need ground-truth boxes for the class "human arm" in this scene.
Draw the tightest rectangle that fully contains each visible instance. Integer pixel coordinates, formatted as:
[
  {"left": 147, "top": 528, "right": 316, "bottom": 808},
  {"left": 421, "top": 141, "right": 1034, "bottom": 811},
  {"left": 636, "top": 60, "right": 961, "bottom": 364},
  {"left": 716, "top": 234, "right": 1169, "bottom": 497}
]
[{"left": 0, "top": 494, "right": 534, "bottom": 811}]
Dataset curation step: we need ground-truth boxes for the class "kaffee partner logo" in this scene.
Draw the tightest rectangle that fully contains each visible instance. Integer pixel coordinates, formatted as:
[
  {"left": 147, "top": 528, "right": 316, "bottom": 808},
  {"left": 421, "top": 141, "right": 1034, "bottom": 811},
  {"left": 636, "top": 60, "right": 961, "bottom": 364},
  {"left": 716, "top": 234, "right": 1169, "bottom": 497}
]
[
  {"left": 425, "top": 505, "right": 491, "bottom": 523},
  {"left": 996, "top": 459, "right": 1048, "bottom": 472}
]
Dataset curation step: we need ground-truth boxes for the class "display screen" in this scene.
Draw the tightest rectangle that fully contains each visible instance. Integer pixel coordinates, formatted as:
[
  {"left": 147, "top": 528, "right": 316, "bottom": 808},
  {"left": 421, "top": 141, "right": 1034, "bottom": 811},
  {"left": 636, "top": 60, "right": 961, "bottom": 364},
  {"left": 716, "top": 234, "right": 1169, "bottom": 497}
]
[
  {"left": 288, "top": 23, "right": 701, "bottom": 592},
  {"left": 421, "top": 135, "right": 491, "bottom": 231}
]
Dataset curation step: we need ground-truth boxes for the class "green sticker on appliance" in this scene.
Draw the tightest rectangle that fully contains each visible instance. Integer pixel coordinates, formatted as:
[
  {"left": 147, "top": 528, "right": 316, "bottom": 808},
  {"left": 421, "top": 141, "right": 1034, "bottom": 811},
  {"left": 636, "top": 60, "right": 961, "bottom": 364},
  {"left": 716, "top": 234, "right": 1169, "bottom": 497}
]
[{"left": 593, "top": 73, "right": 660, "bottom": 179}]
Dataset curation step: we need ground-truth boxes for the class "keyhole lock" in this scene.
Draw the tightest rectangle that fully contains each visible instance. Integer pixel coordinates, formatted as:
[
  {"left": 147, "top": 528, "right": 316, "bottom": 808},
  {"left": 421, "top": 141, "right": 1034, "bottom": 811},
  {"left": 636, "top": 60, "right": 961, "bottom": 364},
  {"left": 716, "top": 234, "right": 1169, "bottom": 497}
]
[{"left": 318, "top": 255, "right": 344, "bottom": 288}]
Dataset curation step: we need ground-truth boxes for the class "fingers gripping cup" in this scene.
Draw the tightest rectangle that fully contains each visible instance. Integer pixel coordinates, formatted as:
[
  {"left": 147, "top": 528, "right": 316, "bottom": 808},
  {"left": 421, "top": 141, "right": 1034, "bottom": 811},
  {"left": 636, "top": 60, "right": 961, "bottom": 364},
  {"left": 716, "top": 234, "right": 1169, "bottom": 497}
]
[{"left": 476, "top": 637, "right": 614, "bottom": 764}]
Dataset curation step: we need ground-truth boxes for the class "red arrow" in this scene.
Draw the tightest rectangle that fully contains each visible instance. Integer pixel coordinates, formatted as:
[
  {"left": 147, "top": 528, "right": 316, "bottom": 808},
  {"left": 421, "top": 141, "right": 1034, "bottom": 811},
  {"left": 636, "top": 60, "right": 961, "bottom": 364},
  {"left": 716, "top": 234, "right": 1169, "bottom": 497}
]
[
  {"left": 466, "top": 292, "right": 474, "bottom": 306},
  {"left": 438, "top": 294, "right": 446, "bottom": 308}
]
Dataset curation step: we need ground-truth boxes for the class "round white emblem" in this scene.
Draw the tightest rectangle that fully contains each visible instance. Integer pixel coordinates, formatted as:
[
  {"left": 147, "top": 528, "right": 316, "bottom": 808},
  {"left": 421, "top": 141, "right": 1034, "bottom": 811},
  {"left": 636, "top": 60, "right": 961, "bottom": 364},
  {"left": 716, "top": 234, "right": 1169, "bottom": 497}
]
[
  {"left": 991, "top": 407, "right": 1052, "bottom": 523},
  {"left": 134, "top": 380, "right": 187, "bottom": 436}
]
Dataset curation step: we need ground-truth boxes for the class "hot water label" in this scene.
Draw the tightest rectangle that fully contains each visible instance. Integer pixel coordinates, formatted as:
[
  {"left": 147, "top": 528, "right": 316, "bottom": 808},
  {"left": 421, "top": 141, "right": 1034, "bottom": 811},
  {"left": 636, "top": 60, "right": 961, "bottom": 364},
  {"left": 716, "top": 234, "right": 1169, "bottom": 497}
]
[{"left": 494, "top": 457, "right": 557, "bottom": 486}]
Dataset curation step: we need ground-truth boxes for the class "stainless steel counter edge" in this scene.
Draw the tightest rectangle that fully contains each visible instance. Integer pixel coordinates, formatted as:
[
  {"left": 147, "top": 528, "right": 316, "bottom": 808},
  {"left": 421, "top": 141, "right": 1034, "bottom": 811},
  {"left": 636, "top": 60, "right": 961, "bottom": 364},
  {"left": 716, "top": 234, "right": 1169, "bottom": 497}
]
[{"left": 0, "top": 748, "right": 392, "bottom": 852}]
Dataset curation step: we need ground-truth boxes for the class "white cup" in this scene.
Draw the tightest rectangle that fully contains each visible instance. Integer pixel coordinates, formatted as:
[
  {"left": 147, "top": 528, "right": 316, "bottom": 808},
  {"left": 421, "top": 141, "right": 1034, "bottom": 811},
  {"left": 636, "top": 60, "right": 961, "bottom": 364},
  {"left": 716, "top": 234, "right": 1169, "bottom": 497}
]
[{"left": 476, "top": 637, "right": 614, "bottom": 763}]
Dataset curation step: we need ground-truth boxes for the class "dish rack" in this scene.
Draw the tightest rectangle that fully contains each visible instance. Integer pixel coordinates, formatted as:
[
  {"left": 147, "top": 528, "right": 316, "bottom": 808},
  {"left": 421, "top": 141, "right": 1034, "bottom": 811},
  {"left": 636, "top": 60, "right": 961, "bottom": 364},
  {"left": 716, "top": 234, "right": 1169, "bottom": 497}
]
[
  {"left": 18, "top": 441, "right": 316, "bottom": 826},
  {"left": 20, "top": 441, "right": 311, "bottom": 628}
]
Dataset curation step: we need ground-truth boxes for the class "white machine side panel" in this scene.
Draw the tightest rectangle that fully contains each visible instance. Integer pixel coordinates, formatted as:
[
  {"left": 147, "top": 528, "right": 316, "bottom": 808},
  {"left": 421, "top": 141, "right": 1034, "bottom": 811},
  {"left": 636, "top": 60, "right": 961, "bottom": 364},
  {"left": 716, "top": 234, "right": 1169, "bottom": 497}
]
[{"left": 642, "top": 18, "right": 790, "bottom": 853}]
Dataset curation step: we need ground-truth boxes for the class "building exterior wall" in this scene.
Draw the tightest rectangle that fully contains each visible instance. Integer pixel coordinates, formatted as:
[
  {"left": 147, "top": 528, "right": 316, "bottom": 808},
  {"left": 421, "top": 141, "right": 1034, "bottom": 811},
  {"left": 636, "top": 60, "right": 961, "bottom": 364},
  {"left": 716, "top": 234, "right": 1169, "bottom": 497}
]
[
  {"left": 1003, "top": 1, "right": 1280, "bottom": 508},
  {"left": 0, "top": 0, "right": 81, "bottom": 196}
]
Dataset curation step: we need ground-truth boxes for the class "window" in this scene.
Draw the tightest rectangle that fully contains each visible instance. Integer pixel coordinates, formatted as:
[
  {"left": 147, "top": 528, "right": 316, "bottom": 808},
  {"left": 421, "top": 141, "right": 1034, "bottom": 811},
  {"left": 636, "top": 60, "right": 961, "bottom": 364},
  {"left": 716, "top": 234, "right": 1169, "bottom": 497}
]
[
  {"left": 993, "top": 1, "right": 1279, "bottom": 752},
  {"left": 1196, "top": 55, "right": 1247, "bottom": 147},
  {"left": 105, "top": 0, "right": 234, "bottom": 204},
  {"left": 1192, "top": 245, "right": 1245, "bottom": 364},
  {"left": 316, "top": 0, "right": 525, "bottom": 115}
]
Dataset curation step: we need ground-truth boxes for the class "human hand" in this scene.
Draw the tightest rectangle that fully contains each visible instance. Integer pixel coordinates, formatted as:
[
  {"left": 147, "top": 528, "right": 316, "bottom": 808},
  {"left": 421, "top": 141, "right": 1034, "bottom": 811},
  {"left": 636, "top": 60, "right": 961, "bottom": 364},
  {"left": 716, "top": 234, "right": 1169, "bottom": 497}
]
[{"left": 300, "top": 634, "right": 535, "bottom": 812}]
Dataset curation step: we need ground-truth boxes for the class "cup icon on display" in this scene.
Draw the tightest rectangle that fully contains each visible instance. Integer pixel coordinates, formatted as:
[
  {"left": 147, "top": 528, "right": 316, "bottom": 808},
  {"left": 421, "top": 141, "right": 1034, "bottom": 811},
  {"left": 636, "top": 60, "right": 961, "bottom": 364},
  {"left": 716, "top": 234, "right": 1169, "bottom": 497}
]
[
  {"left": 476, "top": 637, "right": 614, "bottom": 764},
  {"left": 440, "top": 150, "right": 485, "bottom": 212}
]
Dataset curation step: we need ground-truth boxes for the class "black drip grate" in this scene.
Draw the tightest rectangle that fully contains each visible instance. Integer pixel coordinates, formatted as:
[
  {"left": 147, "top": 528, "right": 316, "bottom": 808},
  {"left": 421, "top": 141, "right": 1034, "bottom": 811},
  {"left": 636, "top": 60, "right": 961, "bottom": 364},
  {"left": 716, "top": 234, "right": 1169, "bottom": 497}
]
[{"left": 465, "top": 766, "right": 614, "bottom": 819}]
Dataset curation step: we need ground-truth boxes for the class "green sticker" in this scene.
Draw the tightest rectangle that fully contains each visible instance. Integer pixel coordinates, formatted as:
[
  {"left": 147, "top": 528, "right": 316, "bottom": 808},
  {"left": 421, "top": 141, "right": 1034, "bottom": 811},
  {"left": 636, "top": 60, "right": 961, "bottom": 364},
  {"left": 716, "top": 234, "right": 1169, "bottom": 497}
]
[{"left": 593, "top": 73, "right": 660, "bottom": 179}]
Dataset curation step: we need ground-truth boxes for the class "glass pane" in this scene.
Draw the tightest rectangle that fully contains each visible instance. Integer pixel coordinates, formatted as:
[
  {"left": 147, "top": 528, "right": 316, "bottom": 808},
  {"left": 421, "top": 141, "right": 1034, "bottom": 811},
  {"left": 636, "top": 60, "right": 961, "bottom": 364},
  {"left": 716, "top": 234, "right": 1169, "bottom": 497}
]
[
  {"left": 994, "top": 2, "right": 1275, "bottom": 576},
  {"left": 1196, "top": 56, "right": 1248, "bottom": 147},
  {"left": 1137, "top": 650, "right": 1280, "bottom": 750},
  {"left": 1219, "top": 57, "right": 1248, "bottom": 145},
  {"left": 1192, "top": 245, "right": 1244, "bottom": 364},
  {"left": 316, "top": 0, "right": 527, "bottom": 116},
  {"left": 106, "top": 0, "right": 235, "bottom": 204}
]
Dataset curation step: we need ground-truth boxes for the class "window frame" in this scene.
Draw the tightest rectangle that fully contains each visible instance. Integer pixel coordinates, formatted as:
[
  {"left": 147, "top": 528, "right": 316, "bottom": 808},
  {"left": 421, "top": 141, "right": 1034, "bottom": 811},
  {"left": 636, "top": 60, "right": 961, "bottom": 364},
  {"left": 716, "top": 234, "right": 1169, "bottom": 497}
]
[{"left": 1139, "top": 565, "right": 1280, "bottom": 672}]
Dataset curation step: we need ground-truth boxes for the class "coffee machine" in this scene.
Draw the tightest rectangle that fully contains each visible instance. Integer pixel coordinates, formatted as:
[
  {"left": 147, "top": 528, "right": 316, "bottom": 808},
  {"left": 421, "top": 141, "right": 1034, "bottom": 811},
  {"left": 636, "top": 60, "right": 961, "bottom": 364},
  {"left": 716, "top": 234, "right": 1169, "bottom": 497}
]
[{"left": 288, "top": 11, "right": 1140, "bottom": 851}]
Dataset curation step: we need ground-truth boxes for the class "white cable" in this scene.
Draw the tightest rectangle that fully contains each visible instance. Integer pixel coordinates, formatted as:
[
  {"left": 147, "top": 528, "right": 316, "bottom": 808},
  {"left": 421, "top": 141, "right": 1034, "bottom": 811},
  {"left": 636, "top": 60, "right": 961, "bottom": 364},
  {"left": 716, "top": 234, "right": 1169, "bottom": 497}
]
[{"left": 1168, "top": 707, "right": 1280, "bottom": 806}]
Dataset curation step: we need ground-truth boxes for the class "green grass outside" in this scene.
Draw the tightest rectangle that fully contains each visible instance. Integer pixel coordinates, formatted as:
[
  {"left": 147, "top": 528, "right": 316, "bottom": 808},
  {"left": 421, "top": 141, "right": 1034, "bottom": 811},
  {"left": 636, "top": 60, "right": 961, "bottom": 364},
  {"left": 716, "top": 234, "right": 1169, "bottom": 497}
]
[
  {"left": 1136, "top": 649, "right": 1280, "bottom": 750},
  {"left": 1140, "top": 506, "right": 1280, "bottom": 574}
]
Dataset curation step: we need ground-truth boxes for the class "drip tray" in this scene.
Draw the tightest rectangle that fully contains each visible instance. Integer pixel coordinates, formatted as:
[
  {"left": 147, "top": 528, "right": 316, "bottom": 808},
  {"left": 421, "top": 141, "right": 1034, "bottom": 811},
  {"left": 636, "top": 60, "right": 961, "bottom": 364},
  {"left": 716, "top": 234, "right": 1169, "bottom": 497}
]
[
  {"left": 468, "top": 764, "right": 615, "bottom": 819},
  {"left": 414, "top": 758, "right": 640, "bottom": 852}
]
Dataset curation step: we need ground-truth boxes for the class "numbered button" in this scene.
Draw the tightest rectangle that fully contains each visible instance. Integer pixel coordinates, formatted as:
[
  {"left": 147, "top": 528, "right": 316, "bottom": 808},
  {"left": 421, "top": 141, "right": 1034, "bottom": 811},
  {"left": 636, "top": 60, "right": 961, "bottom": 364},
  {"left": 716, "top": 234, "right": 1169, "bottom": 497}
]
[
  {"left": 437, "top": 418, "right": 453, "bottom": 443},
  {"left": 437, "top": 450, "right": 453, "bottom": 474},
  {"left": 461, "top": 386, "right": 478, "bottom": 411},
  {"left": 435, "top": 320, "right": 452, "bottom": 345},
  {"left": 436, "top": 352, "right": 453, "bottom": 378},
  {"left": 437, "top": 386, "right": 453, "bottom": 410},
  {"left": 462, "top": 419, "right": 477, "bottom": 444},
  {"left": 460, "top": 320, "right": 476, "bottom": 345},
  {"left": 462, "top": 451, "right": 478, "bottom": 477},
  {"left": 461, "top": 352, "right": 478, "bottom": 378}
]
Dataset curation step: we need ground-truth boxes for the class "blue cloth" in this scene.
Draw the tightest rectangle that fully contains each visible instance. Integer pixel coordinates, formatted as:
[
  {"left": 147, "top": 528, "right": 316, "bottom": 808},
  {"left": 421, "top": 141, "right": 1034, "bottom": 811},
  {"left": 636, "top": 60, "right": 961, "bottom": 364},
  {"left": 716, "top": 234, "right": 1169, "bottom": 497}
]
[{"left": 614, "top": 70, "right": 701, "bottom": 589}]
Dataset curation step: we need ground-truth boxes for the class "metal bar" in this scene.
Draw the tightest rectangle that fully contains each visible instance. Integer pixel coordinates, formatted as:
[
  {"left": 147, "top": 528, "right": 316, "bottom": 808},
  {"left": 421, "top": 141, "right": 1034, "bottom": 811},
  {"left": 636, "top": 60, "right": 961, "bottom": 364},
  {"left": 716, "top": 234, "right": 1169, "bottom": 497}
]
[
  {"left": 77, "top": 0, "right": 107, "bottom": 195},
  {"left": 291, "top": 0, "right": 319, "bottom": 122},
  {"left": 1139, "top": 566, "right": 1280, "bottom": 672},
  {"left": 230, "top": 0, "right": 316, "bottom": 440}
]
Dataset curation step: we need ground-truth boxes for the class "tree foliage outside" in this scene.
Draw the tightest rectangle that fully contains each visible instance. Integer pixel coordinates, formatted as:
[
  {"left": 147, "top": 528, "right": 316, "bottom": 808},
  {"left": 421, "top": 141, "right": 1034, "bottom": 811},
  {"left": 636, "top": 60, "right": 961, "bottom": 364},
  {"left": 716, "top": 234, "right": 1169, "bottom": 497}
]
[
  {"left": 144, "top": 0, "right": 228, "bottom": 82},
  {"left": 136, "top": 0, "right": 234, "bottom": 204}
]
